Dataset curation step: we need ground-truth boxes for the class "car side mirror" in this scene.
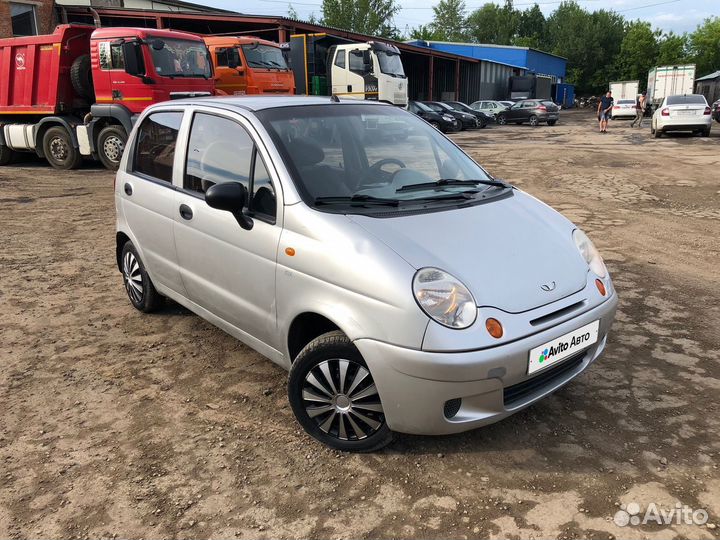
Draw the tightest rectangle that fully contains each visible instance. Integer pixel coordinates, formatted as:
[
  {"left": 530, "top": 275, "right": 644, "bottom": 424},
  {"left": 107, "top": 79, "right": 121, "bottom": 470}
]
[{"left": 205, "top": 182, "right": 254, "bottom": 230}]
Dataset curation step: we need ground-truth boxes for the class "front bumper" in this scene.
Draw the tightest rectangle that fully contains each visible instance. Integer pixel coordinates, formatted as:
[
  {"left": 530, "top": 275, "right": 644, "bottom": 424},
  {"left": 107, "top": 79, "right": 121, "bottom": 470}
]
[{"left": 355, "top": 292, "right": 618, "bottom": 435}]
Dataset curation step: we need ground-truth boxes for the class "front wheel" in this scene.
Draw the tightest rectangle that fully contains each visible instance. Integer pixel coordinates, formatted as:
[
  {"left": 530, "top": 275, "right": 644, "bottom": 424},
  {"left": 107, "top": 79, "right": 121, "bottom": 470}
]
[
  {"left": 97, "top": 126, "right": 127, "bottom": 171},
  {"left": 529, "top": 115, "right": 539, "bottom": 127},
  {"left": 497, "top": 114, "right": 507, "bottom": 125},
  {"left": 43, "top": 127, "right": 82, "bottom": 170},
  {"left": 288, "top": 331, "right": 392, "bottom": 452}
]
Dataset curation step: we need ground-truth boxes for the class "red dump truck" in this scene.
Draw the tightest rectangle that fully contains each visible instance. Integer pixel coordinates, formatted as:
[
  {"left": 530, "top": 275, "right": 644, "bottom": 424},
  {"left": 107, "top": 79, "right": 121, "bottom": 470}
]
[{"left": 0, "top": 24, "right": 214, "bottom": 170}]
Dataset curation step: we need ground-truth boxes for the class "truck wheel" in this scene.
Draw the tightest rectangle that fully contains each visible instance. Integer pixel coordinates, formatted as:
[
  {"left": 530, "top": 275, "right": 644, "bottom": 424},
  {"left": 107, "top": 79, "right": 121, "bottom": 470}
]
[
  {"left": 97, "top": 126, "right": 127, "bottom": 170},
  {"left": 70, "top": 55, "right": 94, "bottom": 100},
  {"left": 0, "top": 145, "right": 15, "bottom": 166},
  {"left": 288, "top": 331, "right": 392, "bottom": 452},
  {"left": 43, "top": 127, "right": 82, "bottom": 170}
]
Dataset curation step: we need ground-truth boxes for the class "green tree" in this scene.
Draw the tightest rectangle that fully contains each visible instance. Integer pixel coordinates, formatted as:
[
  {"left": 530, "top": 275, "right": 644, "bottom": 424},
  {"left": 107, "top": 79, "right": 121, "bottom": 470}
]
[
  {"left": 656, "top": 32, "right": 690, "bottom": 65},
  {"left": 287, "top": 4, "right": 298, "bottom": 19},
  {"left": 429, "top": 0, "right": 468, "bottom": 42},
  {"left": 689, "top": 17, "right": 720, "bottom": 76},
  {"left": 514, "top": 3, "right": 544, "bottom": 48},
  {"left": 321, "top": 0, "right": 400, "bottom": 38},
  {"left": 409, "top": 24, "right": 443, "bottom": 41},
  {"left": 466, "top": 1, "right": 517, "bottom": 45},
  {"left": 615, "top": 21, "right": 659, "bottom": 85}
]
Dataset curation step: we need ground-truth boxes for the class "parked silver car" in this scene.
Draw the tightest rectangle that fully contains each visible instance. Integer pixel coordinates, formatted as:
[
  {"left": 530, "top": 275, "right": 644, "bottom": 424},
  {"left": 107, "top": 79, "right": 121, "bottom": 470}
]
[{"left": 115, "top": 96, "right": 618, "bottom": 451}]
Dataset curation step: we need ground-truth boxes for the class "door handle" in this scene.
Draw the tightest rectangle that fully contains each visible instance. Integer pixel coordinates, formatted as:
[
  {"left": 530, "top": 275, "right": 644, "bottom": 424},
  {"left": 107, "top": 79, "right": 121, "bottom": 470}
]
[
  {"left": 179, "top": 204, "right": 193, "bottom": 220},
  {"left": 124, "top": 183, "right": 133, "bottom": 196}
]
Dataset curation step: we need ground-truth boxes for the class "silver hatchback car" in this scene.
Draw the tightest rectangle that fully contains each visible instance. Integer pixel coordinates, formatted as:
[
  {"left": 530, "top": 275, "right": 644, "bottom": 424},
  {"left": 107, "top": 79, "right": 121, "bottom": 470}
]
[{"left": 115, "top": 96, "right": 617, "bottom": 451}]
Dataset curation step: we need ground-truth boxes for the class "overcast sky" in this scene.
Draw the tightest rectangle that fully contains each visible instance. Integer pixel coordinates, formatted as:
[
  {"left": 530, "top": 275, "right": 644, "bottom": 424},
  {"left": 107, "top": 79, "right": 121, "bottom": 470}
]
[{"left": 191, "top": 0, "right": 715, "bottom": 36}]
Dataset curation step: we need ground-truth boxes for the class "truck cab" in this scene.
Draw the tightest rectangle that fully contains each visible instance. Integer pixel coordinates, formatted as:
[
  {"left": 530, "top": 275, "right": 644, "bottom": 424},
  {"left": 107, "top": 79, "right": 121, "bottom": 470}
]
[
  {"left": 328, "top": 42, "right": 407, "bottom": 106},
  {"left": 204, "top": 36, "right": 294, "bottom": 96}
]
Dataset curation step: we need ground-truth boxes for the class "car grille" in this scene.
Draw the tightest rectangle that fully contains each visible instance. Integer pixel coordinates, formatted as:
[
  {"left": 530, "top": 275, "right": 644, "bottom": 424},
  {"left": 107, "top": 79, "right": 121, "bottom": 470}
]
[{"left": 503, "top": 351, "right": 586, "bottom": 407}]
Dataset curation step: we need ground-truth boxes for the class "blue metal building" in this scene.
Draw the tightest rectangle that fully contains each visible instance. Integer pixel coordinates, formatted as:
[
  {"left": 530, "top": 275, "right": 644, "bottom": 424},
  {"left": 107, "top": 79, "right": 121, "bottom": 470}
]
[{"left": 407, "top": 41, "right": 567, "bottom": 82}]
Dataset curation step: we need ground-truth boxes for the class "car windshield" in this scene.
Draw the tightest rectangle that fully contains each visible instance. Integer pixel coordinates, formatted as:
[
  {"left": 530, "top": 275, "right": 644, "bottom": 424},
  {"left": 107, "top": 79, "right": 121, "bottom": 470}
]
[
  {"left": 414, "top": 101, "right": 433, "bottom": 112},
  {"left": 376, "top": 51, "right": 405, "bottom": 77},
  {"left": 424, "top": 102, "right": 444, "bottom": 112},
  {"left": 666, "top": 95, "right": 706, "bottom": 105},
  {"left": 450, "top": 102, "right": 470, "bottom": 111},
  {"left": 150, "top": 38, "right": 211, "bottom": 78},
  {"left": 257, "top": 104, "right": 500, "bottom": 214},
  {"left": 241, "top": 43, "right": 288, "bottom": 69}
]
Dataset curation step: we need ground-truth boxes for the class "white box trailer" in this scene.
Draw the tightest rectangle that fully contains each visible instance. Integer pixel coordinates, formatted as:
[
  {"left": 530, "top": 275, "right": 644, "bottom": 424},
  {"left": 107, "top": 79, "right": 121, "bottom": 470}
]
[
  {"left": 647, "top": 65, "right": 696, "bottom": 107},
  {"left": 609, "top": 80, "right": 639, "bottom": 100}
]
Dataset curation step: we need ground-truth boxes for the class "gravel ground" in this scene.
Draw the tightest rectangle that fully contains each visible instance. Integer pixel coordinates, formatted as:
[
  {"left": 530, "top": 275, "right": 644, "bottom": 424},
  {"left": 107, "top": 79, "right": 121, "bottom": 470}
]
[{"left": 0, "top": 109, "right": 719, "bottom": 540}]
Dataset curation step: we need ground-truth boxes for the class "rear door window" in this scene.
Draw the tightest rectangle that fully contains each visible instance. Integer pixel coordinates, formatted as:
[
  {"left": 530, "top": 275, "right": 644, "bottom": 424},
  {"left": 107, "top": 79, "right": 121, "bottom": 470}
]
[{"left": 133, "top": 111, "right": 183, "bottom": 183}]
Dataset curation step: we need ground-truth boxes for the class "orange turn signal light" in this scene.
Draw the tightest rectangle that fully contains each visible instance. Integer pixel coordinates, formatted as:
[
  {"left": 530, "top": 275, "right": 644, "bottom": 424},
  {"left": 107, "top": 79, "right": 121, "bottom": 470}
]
[
  {"left": 285, "top": 247, "right": 296, "bottom": 257},
  {"left": 595, "top": 278, "right": 606, "bottom": 296},
  {"left": 485, "top": 318, "right": 504, "bottom": 339}
]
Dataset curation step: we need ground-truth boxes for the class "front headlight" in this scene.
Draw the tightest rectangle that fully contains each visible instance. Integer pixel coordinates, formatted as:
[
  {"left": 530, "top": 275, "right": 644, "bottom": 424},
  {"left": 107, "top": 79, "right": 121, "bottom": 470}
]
[
  {"left": 442, "top": 115, "right": 454, "bottom": 122},
  {"left": 412, "top": 268, "right": 477, "bottom": 329},
  {"left": 573, "top": 229, "right": 607, "bottom": 278}
]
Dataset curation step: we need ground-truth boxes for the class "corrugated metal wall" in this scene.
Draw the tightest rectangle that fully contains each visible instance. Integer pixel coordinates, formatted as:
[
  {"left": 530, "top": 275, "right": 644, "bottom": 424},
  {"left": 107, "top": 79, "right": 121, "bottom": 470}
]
[{"left": 460, "top": 60, "right": 518, "bottom": 102}]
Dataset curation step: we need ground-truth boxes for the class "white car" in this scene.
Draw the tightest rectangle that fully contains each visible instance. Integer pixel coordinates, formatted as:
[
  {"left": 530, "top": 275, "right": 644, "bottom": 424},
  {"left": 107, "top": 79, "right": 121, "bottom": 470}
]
[
  {"left": 651, "top": 94, "right": 712, "bottom": 138},
  {"left": 610, "top": 98, "right": 637, "bottom": 119},
  {"left": 470, "top": 100, "right": 508, "bottom": 117}
]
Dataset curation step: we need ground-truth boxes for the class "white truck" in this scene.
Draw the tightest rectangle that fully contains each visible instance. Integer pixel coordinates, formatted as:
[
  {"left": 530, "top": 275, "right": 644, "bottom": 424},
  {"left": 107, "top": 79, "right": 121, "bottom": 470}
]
[
  {"left": 288, "top": 34, "right": 408, "bottom": 106},
  {"left": 609, "top": 80, "right": 639, "bottom": 100},
  {"left": 647, "top": 65, "right": 696, "bottom": 109}
]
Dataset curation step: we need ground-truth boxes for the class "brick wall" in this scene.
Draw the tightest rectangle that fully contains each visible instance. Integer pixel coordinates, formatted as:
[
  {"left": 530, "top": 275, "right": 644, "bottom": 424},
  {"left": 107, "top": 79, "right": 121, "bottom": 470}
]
[{"left": 1, "top": 0, "right": 56, "bottom": 39}]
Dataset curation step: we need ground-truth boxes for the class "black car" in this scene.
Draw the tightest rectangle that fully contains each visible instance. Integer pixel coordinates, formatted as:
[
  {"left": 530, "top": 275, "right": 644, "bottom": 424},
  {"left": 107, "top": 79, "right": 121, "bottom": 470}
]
[
  {"left": 444, "top": 101, "right": 494, "bottom": 128},
  {"left": 423, "top": 101, "right": 479, "bottom": 130},
  {"left": 407, "top": 100, "right": 459, "bottom": 132},
  {"left": 496, "top": 99, "right": 560, "bottom": 126}
]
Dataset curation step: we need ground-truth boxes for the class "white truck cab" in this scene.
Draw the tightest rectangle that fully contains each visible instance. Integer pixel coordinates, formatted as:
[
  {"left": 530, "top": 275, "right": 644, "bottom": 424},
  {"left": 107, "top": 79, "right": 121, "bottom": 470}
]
[{"left": 328, "top": 42, "right": 407, "bottom": 106}]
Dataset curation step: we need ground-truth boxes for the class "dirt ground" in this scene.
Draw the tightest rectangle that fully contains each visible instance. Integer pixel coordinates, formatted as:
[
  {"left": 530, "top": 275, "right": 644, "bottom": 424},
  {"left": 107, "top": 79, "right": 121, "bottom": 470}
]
[{"left": 1, "top": 109, "right": 719, "bottom": 540}]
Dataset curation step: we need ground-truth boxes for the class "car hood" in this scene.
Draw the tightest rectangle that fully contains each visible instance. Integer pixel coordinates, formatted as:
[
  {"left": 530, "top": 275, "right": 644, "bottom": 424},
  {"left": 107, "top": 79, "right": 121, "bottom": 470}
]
[{"left": 348, "top": 190, "right": 588, "bottom": 313}]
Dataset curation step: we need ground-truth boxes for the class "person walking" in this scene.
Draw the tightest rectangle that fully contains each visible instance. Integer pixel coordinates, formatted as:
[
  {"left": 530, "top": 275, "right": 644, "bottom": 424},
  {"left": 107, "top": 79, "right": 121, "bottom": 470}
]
[
  {"left": 597, "top": 90, "right": 613, "bottom": 133},
  {"left": 630, "top": 91, "right": 647, "bottom": 128}
]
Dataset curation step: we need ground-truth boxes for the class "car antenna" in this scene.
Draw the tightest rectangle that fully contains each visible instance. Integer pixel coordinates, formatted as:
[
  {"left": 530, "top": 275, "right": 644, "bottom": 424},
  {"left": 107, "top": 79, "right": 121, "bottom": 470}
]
[{"left": 330, "top": 94, "right": 340, "bottom": 103}]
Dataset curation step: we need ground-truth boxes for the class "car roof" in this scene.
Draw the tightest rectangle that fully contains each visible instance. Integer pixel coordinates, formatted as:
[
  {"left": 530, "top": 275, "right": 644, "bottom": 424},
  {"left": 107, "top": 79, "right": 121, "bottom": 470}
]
[{"left": 160, "top": 95, "right": 392, "bottom": 112}]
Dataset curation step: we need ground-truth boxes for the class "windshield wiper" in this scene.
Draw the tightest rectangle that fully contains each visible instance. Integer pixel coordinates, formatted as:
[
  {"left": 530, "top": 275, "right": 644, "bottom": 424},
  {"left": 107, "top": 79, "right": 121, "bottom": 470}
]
[
  {"left": 314, "top": 194, "right": 400, "bottom": 207},
  {"left": 396, "top": 178, "right": 509, "bottom": 193}
]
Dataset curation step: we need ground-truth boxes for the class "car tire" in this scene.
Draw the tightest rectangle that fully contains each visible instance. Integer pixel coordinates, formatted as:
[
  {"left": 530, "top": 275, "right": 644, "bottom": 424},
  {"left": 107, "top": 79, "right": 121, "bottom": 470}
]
[
  {"left": 121, "top": 241, "right": 163, "bottom": 313},
  {"left": 547, "top": 120, "right": 557, "bottom": 126},
  {"left": 42, "top": 126, "right": 82, "bottom": 170},
  {"left": 497, "top": 114, "right": 507, "bottom": 125},
  {"left": 653, "top": 124, "right": 662, "bottom": 138},
  {"left": 97, "top": 126, "right": 127, "bottom": 171},
  {"left": 70, "top": 54, "right": 94, "bottom": 100},
  {"left": 0, "top": 144, "right": 16, "bottom": 166},
  {"left": 479, "top": 119, "right": 487, "bottom": 129},
  {"left": 529, "top": 115, "right": 539, "bottom": 127},
  {"left": 288, "top": 330, "right": 393, "bottom": 452},
  {"left": 701, "top": 128, "right": 710, "bottom": 137}
]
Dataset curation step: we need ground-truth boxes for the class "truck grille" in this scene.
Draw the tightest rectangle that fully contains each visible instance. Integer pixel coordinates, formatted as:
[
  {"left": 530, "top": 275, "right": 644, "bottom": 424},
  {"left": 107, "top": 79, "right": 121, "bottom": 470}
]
[{"left": 503, "top": 351, "right": 585, "bottom": 407}]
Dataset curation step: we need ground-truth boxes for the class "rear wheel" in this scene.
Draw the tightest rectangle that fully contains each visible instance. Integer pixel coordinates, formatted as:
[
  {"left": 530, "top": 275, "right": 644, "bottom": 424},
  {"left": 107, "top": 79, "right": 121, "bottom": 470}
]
[
  {"left": 70, "top": 54, "right": 94, "bottom": 100},
  {"left": 652, "top": 123, "right": 662, "bottom": 138},
  {"left": 121, "top": 241, "right": 163, "bottom": 313},
  {"left": 497, "top": 114, "right": 507, "bottom": 125},
  {"left": 0, "top": 144, "right": 16, "bottom": 166},
  {"left": 529, "top": 115, "right": 539, "bottom": 127},
  {"left": 701, "top": 128, "right": 710, "bottom": 137},
  {"left": 288, "top": 331, "right": 392, "bottom": 452},
  {"left": 43, "top": 127, "right": 82, "bottom": 170},
  {"left": 97, "top": 126, "right": 127, "bottom": 170}
]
